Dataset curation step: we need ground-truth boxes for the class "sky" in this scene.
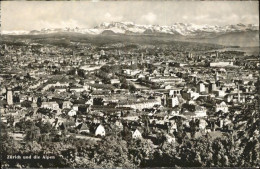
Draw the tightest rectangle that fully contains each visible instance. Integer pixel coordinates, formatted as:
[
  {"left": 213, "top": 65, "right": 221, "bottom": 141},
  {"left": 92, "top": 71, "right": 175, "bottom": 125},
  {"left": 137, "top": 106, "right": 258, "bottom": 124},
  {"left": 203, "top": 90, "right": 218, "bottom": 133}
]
[{"left": 1, "top": 1, "right": 259, "bottom": 31}]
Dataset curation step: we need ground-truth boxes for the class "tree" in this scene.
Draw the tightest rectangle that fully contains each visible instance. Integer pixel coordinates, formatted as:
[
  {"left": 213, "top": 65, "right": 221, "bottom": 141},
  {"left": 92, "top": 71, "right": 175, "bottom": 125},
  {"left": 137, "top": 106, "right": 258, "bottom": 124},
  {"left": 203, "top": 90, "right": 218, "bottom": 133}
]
[
  {"left": 1, "top": 124, "right": 21, "bottom": 168},
  {"left": 128, "top": 139, "right": 155, "bottom": 167},
  {"left": 21, "top": 100, "right": 32, "bottom": 108},
  {"left": 24, "top": 122, "right": 41, "bottom": 142},
  {"left": 94, "top": 136, "right": 134, "bottom": 168},
  {"left": 40, "top": 121, "right": 53, "bottom": 134},
  {"left": 157, "top": 141, "right": 178, "bottom": 167},
  {"left": 121, "top": 125, "right": 132, "bottom": 141},
  {"left": 129, "top": 84, "right": 137, "bottom": 93},
  {"left": 6, "top": 115, "right": 14, "bottom": 127},
  {"left": 15, "top": 119, "right": 26, "bottom": 131},
  {"left": 189, "top": 119, "right": 197, "bottom": 138}
]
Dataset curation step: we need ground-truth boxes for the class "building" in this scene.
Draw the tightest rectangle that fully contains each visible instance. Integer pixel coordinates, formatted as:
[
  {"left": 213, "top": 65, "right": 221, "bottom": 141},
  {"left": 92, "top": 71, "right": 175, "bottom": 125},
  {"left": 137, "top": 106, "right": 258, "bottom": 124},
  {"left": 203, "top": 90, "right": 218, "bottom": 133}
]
[
  {"left": 100, "top": 50, "right": 105, "bottom": 56},
  {"left": 194, "top": 106, "right": 207, "bottom": 117},
  {"left": 7, "top": 88, "right": 13, "bottom": 105},
  {"left": 169, "top": 88, "right": 182, "bottom": 96},
  {"left": 31, "top": 97, "right": 38, "bottom": 108},
  {"left": 215, "top": 72, "right": 219, "bottom": 81},
  {"left": 79, "top": 123, "right": 90, "bottom": 134},
  {"left": 215, "top": 51, "right": 219, "bottom": 58},
  {"left": 215, "top": 101, "right": 228, "bottom": 113},
  {"left": 149, "top": 76, "right": 183, "bottom": 84},
  {"left": 67, "top": 109, "right": 77, "bottom": 117},
  {"left": 165, "top": 134, "right": 176, "bottom": 143},
  {"left": 182, "top": 89, "right": 200, "bottom": 100},
  {"left": 132, "top": 129, "right": 142, "bottom": 139},
  {"left": 197, "top": 81, "right": 206, "bottom": 93},
  {"left": 110, "top": 79, "right": 120, "bottom": 84},
  {"left": 95, "top": 124, "right": 106, "bottom": 136},
  {"left": 209, "top": 82, "right": 217, "bottom": 93},
  {"left": 70, "top": 86, "right": 85, "bottom": 93},
  {"left": 213, "top": 90, "right": 226, "bottom": 98},
  {"left": 199, "top": 119, "right": 208, "bottom": 130},
  {"left": 62, "top": 101, "right": 72, "bottom": 109},
  {"left": 117, "top": 99, "right": 161, "bottom": 110},
  {"left": 187, "top": 52, "right": 193, "bottom": 59},
  {"left": 167, "top": 96, "right": 179, "bottom": 108},
  {"left": 210, "top": 62, "right": 234, "bottom": 67},
  {"left": 42, "top": 81, "right": 69, "bottom": 91},
  {"left": 41, "top": 101, "right": 60, "bottom": 110}
]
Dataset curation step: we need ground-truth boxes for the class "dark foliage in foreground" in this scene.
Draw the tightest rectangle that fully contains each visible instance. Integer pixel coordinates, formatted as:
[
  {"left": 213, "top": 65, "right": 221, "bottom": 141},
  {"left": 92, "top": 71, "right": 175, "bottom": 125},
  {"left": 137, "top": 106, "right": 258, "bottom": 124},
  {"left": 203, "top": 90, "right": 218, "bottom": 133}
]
[{"left": 1, "top": 103, "right": 259, "bottom": 168}]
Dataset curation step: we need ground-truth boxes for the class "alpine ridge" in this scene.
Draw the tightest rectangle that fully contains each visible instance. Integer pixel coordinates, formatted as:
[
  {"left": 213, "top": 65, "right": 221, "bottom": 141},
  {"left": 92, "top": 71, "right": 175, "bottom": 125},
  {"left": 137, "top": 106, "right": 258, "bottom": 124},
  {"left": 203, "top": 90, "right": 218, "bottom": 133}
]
[{"left": 2, "top": 22, "right": 259, "bottom": 36}]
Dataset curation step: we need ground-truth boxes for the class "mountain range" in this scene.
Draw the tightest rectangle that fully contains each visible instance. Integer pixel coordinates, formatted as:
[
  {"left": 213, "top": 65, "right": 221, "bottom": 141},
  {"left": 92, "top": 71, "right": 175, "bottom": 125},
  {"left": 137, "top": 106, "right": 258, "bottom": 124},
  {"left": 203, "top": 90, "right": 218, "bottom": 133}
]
[{"left": 2, "top": 22, "right": 259, "bottom": 47}]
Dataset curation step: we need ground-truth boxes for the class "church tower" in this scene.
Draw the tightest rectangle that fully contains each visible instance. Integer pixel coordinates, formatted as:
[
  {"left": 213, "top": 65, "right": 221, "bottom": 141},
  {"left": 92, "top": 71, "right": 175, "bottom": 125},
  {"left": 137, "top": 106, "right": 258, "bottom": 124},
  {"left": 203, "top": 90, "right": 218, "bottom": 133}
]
[
  {"left": 215, "top": 51, "right": 219, "bottom": 58},
  {"left": 7, "top": 88, "right": 13, "bottom": 105},
  {"left": 215, "top": 71, "right": 219, "bottom": 81}
]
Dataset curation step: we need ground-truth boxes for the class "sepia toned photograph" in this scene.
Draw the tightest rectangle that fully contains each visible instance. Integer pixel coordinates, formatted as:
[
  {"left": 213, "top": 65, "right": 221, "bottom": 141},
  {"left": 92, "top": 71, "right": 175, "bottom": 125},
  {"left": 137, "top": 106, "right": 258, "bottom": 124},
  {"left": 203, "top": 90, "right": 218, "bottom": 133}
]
[{"left": 0, "top": 0, "right": 259, "bottom": 168}]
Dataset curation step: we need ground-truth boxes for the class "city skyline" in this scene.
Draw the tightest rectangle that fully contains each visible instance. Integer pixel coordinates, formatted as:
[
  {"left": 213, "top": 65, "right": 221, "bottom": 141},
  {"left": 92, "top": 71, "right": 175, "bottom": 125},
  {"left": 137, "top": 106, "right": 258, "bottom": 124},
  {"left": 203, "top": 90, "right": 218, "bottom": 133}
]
[{"left": 1, "top": 1, "right": 259, "bottom": 31}]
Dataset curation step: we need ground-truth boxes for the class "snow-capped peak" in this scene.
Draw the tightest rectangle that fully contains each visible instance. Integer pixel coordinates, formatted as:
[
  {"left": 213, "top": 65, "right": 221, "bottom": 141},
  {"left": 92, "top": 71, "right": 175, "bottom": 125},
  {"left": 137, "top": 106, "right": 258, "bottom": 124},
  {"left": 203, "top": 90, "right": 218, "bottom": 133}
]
[{"left": 2, "top": 22, "right": 259, "bottom": 36}]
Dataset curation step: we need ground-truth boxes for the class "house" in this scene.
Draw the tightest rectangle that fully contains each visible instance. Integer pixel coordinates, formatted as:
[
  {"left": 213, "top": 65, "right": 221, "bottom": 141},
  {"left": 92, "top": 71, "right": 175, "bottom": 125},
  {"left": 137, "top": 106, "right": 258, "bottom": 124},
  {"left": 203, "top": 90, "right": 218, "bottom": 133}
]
[
  {"left": 210, "top": 61, "right": 233, "bottom": 67},
  {"left": 42, "top": 81, "right": 69, "bottom": 91},
  {"left": 85, "top": 98, "right": 93, "bottom": 105},
  {"left": 68, "top": 109, "right": 77, "bottom": 117},
  {"left": 41, "top": 101, "right": 60, "bottom": 111},
  {"left": 199, "top": 119, "right": 208, "bottom": 130},
  {"left": 165, "top": 134, "right": 176, "bottom": 143},
  {"left": 182, "top": 89, "right": 200, "bottom": 100},
  {"left": 78, "top": 123, "right": 90, "bottom": 134},
  {"left": 72, "top": 105, "right": 79, "bottom": 111},
  {"left": 115, "top": 120, "right": 124, "bottom": 129},
  {"left": 95, "top": 124, "right": 105, "bottom": 136},
  {"left": 110, "top": 79, "right": 120, "bottom": 84},
  {"left": 62, "top": 108, "right": 77, "bottom": 117},
  {"left": 122, "top": 69, "right": 141, "bottom": 76},
  {"left": 149, "top": 76, "right": 183, "bottom": 84},
  {"left": 62, "top": 101, "right": 72, "bottom": 109},
  {"left": 54, "top": 87, "right": 67, "bottom": 93},
  {"left": 167, "top": 96, "right": 179, "bottom": 108},
  {"left": 215, "top": 101, "right": 229, "bottom": 113},
  {"left": 169, "top": 88, "right": 182, "bottom": 96},
  {"left": 197, "top": 81, "right": 206, "bottom": 93},
  {"left": 213, "top": 90, "right": 226, "bottom": 98},
  {"left": 225, "top": 94, "right": 234, "bottom": 103},
  {"left": 194, "top": 106, "right": 207, "bottom": 117},
  {"left": 132, "top": 129, "right": 142, "bottom": 139},
  {"left": 168, "top": 121, "right": 177, "bottom": 133},
  {"left": 117, "top": 99, "right": 161, "bottom": 110},
  {"left": 70, "top": 86, "right": 85, "bottom": 93},
  {"left": 59, "top": 121, "right": 76, "bottom": 130}
]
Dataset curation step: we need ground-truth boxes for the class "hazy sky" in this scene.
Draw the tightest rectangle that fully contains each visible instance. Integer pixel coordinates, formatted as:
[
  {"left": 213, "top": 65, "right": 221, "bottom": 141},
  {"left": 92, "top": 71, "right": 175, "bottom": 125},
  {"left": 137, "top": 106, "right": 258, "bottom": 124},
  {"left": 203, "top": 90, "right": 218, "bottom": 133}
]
[{"left": 1, "top": 1, "right": 259, "bottom": 31}]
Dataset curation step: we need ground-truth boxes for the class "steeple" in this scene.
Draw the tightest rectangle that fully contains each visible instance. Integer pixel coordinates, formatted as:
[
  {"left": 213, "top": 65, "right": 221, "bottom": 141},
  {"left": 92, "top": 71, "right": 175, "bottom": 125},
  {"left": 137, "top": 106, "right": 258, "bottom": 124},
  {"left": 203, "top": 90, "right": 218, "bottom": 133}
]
[{"left": 238, "top": 84, "right": 241, "bottom": 103}]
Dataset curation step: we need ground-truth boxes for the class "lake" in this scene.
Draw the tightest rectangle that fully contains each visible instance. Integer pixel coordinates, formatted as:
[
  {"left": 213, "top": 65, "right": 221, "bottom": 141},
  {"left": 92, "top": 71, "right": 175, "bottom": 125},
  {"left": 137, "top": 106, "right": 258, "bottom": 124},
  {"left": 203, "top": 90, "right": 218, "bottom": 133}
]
[{"left": 213, "top": 46, "right": 259, "bottom": 56}]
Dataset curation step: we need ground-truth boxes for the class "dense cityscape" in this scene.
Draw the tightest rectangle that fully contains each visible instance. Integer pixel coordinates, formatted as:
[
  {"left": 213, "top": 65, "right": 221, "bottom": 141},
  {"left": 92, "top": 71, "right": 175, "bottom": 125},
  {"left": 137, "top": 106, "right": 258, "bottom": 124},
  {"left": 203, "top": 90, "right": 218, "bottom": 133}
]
[
  {"left": 1, "top": 0, "right": 260, "bottom": 168},
  {"left": 1, "top": 32, "right": 259, "bottom": 168}
]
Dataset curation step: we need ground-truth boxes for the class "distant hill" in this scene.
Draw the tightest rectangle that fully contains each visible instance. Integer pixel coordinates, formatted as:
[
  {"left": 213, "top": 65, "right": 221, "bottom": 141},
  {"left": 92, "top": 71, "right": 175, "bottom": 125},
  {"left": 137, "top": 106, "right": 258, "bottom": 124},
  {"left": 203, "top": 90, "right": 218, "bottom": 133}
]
[
  {"left": 1, "top": 33, "right": 225, "bottom": 51},
  {"left": 188, "top": 30, "right": 259, "bottom": 47},
  {"left": 101, "top": 30, "right": 117, "bottom": 35}
]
